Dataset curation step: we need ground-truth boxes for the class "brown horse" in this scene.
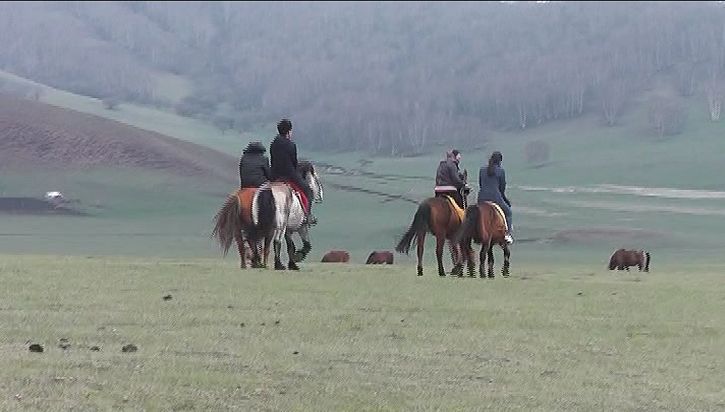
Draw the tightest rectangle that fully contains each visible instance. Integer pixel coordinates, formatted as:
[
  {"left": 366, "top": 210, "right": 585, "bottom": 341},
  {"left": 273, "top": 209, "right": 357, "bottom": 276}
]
[
  {"left": 211, "top": 188, "right": 271, "bottom": 269},
  {"left": 608, "top": 249, "right": 650, "bottom": 272},
  {"left": 454, "top": 202, "right": 511, "bottom": 278},
  {"left": 366, "top": 251, "right": 394, "bottom": 265},
  {"left": 395, "top": 177, "right": 471, "bottom": 277},
  {"left": 321, "top": 250, "right": 350, "bottom": 263}
]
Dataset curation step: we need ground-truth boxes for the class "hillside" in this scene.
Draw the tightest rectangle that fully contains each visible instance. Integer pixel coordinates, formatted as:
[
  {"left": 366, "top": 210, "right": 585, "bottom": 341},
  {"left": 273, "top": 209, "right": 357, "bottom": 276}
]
[
  {"left": 3, "top": 2, "right": 725, "bottom": 154},
  {"left": 0, "top": 95, "right": 236, "bottom": 182}
]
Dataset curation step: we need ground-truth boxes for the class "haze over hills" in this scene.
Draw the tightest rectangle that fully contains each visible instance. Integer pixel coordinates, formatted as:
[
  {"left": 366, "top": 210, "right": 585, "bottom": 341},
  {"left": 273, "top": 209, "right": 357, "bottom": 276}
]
[{"left": 2, "top": 1, "right": 725, "bottom": 155}]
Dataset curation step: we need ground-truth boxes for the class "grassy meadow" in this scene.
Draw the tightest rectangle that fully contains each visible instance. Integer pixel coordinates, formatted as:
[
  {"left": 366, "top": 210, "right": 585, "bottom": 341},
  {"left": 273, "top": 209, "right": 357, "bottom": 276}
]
[{"left": 2, "top": 255, "right": 725, "bottom": 411}]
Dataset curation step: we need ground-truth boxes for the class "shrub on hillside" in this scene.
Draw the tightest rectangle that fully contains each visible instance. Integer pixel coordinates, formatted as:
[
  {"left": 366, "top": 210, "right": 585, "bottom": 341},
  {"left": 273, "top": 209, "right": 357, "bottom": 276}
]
[
  {"left": 648, "top": 97, "right": 687, "bottom": 138},
  {"left": 524, "top": 140, "right": 550, "bottom": 166}
]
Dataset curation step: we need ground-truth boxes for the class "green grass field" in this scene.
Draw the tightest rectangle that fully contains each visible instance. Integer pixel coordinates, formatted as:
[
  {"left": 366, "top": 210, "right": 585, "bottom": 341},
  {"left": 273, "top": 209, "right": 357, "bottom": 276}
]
[{"left": 2, "top": 255, "right": 724, "bottom": 410}]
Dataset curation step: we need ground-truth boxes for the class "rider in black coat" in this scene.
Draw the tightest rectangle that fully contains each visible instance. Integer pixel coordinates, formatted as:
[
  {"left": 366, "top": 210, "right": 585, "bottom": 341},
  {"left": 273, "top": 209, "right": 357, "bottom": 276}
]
[{"left": 239, "top": 142, "right": 271, "bottom": 188}]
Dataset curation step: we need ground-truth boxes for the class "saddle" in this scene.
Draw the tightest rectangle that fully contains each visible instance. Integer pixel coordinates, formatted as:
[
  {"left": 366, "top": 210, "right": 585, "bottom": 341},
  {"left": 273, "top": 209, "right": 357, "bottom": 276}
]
[
  {"left": 275, "top": 180, "right": 309, "bottom": 214},
  {"left": 484, "top": 201, "right": 508, "bottom": 230},
  {"left": 443, "top": 196, "right": 465, "bottom": 221}
]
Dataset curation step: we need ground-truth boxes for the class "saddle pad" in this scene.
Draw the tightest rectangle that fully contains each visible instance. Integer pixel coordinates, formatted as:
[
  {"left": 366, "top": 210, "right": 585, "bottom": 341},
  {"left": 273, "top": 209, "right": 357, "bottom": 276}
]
[
  {"left": 444, "top": 195, "right": 465, "bottom": 221},
  {"left": 485, "top": 201, "right": 508, "bottom": 229}
]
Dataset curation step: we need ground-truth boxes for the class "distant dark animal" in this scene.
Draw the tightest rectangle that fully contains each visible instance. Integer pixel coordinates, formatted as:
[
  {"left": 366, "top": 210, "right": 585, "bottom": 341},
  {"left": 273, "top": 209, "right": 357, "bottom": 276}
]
[
  {"left": 366, "top": 251, "right": 394, "bottom": 264},
  {"left": 608, "top": 249, "right": 650, "bottom": 272},
  {"left": 395, "top": 171, "right": 469, "bottom": 277},
  {"left": 453, "top": 202, "right": 511, "bottom": 278},
  {"left": 321, "top": 250, "right": 350, "bottom": 263}
]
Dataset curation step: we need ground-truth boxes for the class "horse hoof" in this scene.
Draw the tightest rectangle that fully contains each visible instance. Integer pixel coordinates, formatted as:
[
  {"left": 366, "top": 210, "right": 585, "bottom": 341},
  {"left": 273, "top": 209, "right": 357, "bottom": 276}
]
[
  {"left": 288, "top": 263, "right": 300, "bottom": 271},
  {"left": 274, "top": 263, "right": 286, "bottom": 270}
]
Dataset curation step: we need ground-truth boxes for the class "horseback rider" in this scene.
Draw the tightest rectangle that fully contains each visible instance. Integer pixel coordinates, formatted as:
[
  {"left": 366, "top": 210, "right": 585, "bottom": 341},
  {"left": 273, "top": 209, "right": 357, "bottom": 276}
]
[
  {"left": 478, "top": 151, "right": 514, "bottom": 245},
  {"left": 269, "top": 118, "right": 316, "bottom": 225},
  {"left": 434, "top": 149, "right": 468, "bottom": 209},
  {"left": 239, "top": 141, "right": 271, "bottom": 188}
]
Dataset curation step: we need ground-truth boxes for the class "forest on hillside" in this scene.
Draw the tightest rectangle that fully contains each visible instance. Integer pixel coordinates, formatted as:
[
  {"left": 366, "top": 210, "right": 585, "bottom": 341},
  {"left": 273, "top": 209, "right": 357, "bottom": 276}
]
[{"left": 1, "top": 1, "right": 725, "bottom": 154}]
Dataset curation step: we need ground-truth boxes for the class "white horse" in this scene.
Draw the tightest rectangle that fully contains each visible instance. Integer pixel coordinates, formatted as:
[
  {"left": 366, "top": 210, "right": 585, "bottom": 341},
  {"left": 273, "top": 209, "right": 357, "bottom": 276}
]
[{"left": 251, "top": 161, "right": 323, "bottom": 270}]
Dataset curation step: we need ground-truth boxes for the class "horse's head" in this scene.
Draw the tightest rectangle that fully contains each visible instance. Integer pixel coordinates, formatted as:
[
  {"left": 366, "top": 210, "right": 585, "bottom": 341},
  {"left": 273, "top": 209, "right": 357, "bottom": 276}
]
[{"left": 299, "top": 161, "right": 324, "bottom": 203}]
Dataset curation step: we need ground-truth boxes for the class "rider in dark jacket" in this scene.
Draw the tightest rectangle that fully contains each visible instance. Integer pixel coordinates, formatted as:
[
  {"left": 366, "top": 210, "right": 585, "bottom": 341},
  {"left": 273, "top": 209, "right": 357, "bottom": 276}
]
[
  {"left": 434, "top": 149, "right": 467, "bottom": 209},
  {"left": 269, "top": 118, "right": 316, "bottom": 225},
  {"left": 478, "top": 151, "right": 513, "bottom": 244},
  {"left": 239, "top": 142, "right": 271, "bottom": 188}
]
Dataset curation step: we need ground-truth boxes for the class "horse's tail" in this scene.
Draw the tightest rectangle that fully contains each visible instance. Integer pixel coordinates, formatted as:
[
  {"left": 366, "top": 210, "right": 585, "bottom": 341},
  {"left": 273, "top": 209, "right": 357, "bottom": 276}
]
[
  {"left": 211, "top": 193, "right": 241, "bottom": 256},
  {"left": 251, "top": 185, "right": 275, "bottom": 239},
  {"left": 395, "top": 202, "right": 432, "bottom": 255},
  {"left": 454, "top": 205, "right": 481, "bottom": 245},
  {"left": 644, "top": 251, "right": 651, "bottom": 272}
]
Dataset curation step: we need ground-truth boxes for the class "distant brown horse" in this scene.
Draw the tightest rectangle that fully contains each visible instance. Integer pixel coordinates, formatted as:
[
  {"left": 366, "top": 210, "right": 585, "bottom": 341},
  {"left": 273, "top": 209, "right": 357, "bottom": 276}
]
[
  {"left": 454, "top": 202, "right": 511, "bottom": 278},
  {"left": 211, "top": 188, "right": 271, "bottom": 269},
  {"left": 395, "top": 175, "right": 471, "bottom": 277},
  {"left": 366, "top": 251, "right": 394, "bottom": 265},
  {"left": 321, "top": 250, "right": 350, "bottom": 263},
  {"left": 608, "top": 249, "right": 650, "bottom": 272}
]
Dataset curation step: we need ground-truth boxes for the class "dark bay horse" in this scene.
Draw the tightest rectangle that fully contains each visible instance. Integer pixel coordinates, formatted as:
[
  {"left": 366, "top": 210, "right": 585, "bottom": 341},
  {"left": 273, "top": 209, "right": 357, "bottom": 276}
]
[
  {"left": 608, "top": 249, "right": 650, "bottom": 272},
  {"left": 395, "top": 174, "right": 471, "bottom": 277},
  {"left": 454, "top": 202, "right": 511, "bottom": 278}
]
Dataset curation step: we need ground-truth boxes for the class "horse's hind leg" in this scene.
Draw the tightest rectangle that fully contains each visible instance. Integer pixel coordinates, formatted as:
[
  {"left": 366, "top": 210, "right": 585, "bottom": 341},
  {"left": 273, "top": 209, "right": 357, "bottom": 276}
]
[
  {"left": 487, "top": 245, "right": 495, "bottom": 278},
  {"left": 286, "top": 234, "right": 299, "bottom": 271},
  {"left": 262, "top": 235, "right": 271, "bottom": 268},
  {"left": 435, "top": 235, "right": 446, "bottom": 277},
  {"left": 273, "top": 229, "right": 286, "bottom": 271},
  {"left": 479, "top": 243, "right": 488, "bottom": 278},
  {"left": 416, "top": 232, "right": 426, "bottom": 276},
  {"left": 465, "top": 240, "right": 475, "bottom": 278},
  {"left": 502, "top": 244, "right": 511, "bottom": 277},
  {"left": 236, "top": 231, "right": 246, "bottom": 269}
]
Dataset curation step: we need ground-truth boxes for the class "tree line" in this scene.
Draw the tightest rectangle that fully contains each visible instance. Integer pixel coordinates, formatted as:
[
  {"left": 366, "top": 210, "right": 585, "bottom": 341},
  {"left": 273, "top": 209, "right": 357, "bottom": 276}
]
[{"left": 1, "top": 1, "right": 724, "bottom": 154}]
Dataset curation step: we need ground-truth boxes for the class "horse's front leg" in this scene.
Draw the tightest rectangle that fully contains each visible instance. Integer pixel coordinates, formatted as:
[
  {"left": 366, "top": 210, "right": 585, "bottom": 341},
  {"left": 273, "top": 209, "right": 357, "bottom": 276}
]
[
  {"left": 292, "top": 225, "right": 311, "bottom": 263},
  {"left": 502, "top": 244, "right": 511, "bottom": 277},
  {"left": 285, "top": 234, "right": 300, "bottom": 271}
]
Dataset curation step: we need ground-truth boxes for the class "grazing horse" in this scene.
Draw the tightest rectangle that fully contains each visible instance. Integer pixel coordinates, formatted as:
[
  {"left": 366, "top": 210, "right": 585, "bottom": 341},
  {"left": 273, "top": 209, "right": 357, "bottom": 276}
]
[
  {"left": 454, "top": 202, "right": 511, "bottom": 278},
  {"left": 366, "top": 251, "right": 394, "bottom": 265},
  {"left": 211, "top": 187, "right": 271, "bottom": 269},
  {"left": 608, "top": 249, "right": 650, "bottom": 272},
  {"left": 321, "top": 250, "right": 350, "bottom": 263},
  {"left": 251, "top": 161, "right": 323, "bottom": 271},
  {"left": 395, "top": 174, "right": 470, "bottom": 277}
]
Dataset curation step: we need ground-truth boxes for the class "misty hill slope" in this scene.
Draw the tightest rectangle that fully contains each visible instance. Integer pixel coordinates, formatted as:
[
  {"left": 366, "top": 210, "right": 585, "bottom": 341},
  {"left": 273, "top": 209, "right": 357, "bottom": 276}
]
[
  {"left": 3, "top": 2, "right": 725, "bottom": 154},
  {"left": 0, "top": 95, "right": 236, "bottom": 182}
]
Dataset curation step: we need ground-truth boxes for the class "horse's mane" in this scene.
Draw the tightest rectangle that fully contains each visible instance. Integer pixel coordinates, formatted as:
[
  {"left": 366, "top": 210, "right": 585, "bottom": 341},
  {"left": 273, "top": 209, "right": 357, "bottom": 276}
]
[{"left": 298, "top": 160, "right": 315, "bottom": 177}]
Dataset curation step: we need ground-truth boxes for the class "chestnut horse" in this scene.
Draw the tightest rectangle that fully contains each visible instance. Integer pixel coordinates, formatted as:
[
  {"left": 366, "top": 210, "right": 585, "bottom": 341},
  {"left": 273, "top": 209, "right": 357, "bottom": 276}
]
[
  {"left": 454, "top": 202, "right": 511, "bottom": 278},
  {"left": 211, "top": 188, "right": 270, "bottom": 269},
  {"left": 608, "top": 249, "right": 650, "bottom": 272},
  {"left": 395, "top": 173, "right": 471, "bottom": 277}
]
